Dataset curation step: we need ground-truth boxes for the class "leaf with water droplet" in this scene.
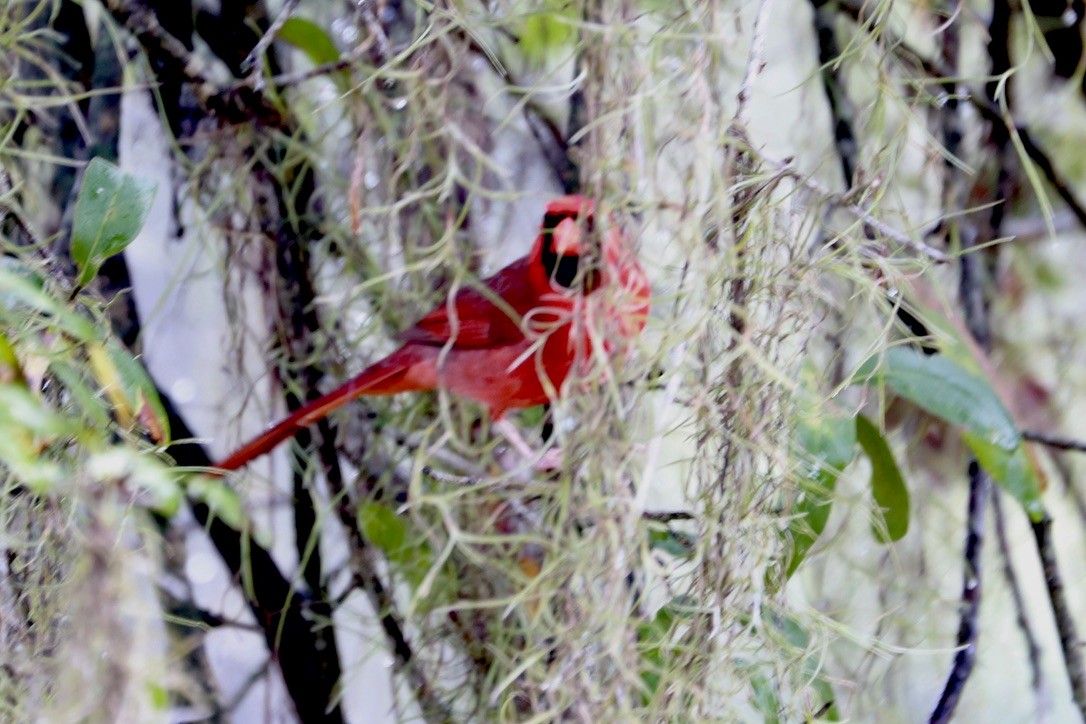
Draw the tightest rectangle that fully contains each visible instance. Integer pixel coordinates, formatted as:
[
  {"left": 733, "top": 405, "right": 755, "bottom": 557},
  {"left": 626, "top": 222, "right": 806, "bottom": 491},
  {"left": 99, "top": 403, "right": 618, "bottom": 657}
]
[{"left": 71, "top": 158, "right": 156, "bottom": 287}]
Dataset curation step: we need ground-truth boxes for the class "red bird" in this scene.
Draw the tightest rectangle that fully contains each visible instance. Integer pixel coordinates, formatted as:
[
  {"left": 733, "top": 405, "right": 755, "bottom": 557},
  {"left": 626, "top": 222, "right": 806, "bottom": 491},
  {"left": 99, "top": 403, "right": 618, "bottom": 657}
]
[{"left": 213, "top": 195, "right": 650, "bottom": 473}]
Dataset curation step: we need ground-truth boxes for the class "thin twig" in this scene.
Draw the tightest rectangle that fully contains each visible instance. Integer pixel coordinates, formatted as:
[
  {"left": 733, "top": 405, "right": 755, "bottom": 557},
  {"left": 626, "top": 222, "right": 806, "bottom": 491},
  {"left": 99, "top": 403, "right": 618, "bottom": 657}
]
[
  {"left": 930, "top": 9, "right": 991, "bottom": 713},
  {"left": 102, "top": 0, "right": 291, "bottom": 128},
  {"left": 769, "top": 158, "right": 950, "bottom": 261},
  {"left": 98, "top": 2, "right": 445, "bottom": 716},
  {"left": 834, "top": 0, "right": 1086, "bottom": 234},
  {"left": 735, "top": 0, "right": 776, "bottom": 130},
  {"left": 984, "top": 0, "right": 1014, "bottom": 235},
  {"left": 102, "top": 0, "right": 217, "bottom": 104},
  {"left": 1024, "top": 430, "right": 1086, "bottom": 454},
  {"left": 642, "top": 511, "right": 696, "bottom": 523},
  {"left": 1031, "top": 514, "right": 1086, "bottom": 719},
  {"left": 930, "top": 462, "right": 990, "bottom": 724},
  {"left": 253, "top": 42, "right": 371, "bottom": 91},
  {"left": 991, "top": 489, "right": 1049, "bottom": 715},
  {"left": 244, "top": 0, "right": 300, "bottom": 89},
  {"left": 353, "top": 0, "right": 392, "bottom": 66},
  {"left": 1052, "top": 455, "right": 1086, "bottom": 545}
]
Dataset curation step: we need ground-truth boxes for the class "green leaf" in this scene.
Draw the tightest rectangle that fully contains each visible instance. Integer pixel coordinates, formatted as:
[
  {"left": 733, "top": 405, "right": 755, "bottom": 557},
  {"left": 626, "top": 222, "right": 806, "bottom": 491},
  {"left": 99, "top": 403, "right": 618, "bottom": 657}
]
[
  {"left": 854, "top": 348, "right": 1019, "bottom": 450},
  {"left": 188, "top": 477, "right": 245, "bottom": 528},
  {"left": 518, "top": 404, "right": 547, "bottom": 428},
  {"left": 95, "top": 339, "right": 171, "bottom": 443},
  {"left": 637, "top": 608, "right": 670, "bottom": 699},
  {"left": 277, "top": 17, "right": 350, "bottom": 91},
  {"left": 359, "top": 501, "right": 407, "bottom": 549},
  {"left": 750, "top": 670, "right": 781, "bottom": 724},
  {"left": 49, "top": 360, "right": 113, "bottom": 431},
  {"left": 855, "top": 348, "right": 1044, "bottom": 521},
  {"left": 0, "top": 330, "right": 23, "bottom": 384},
  {"left": 0, "top": 384, "right": 72, "bottom": 491},
  {"left": 0, "top": 263, "right": 96, "bottom": 341},
  {"left": 147, "top": 683, "right": 170, "bottom": 711},
  {"left": 88, "top": 448, "right": 184, "bottom": 517},
  {"left": 278, "top": 18, "right": 340, "bottom": 66},
  {"left": 0, "top": 384, "right": 73, "bottom": 437},
  {"left": 71, "top": 158, "right": 156, "bottom": 287},
  {"left": 785, "top": 405, "right": 856, "bottom": 577},
  {"left": 647, "top": 526, "right": 695, "bottom": 557},
  {"left": 964, "top": 432, "right": 1045, "bottom": 521},
  {"left": 520, "top": 10, "right": 576, "bottom": 60},
  {"left": 637, "top": 599, "right": 694, "bottom": 701},
  {"left": 765, "top": 613, "right": 839, "bottom": 721},
  {"left": 358, "top": 503, "right": 433, "bottom": 589},
  {"left": 855, "top": 414, "right": 910, "bottom": 543},
  {"left": 0, "top": 433, "right": 64, "bottom": 492}
]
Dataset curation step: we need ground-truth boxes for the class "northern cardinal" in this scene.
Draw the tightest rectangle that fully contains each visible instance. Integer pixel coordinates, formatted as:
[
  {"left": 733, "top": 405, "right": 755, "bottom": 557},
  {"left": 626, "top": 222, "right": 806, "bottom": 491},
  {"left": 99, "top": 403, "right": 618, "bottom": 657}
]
[{"left": 213, "top": 195, "right": 650, "bottom": 473}]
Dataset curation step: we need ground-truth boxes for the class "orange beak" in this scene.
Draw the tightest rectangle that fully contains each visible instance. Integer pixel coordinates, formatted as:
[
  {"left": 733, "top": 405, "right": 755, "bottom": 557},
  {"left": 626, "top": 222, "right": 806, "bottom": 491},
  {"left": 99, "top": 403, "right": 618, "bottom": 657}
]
[{"left": 552, "top": 217, "right": 584, "bottom": 255}]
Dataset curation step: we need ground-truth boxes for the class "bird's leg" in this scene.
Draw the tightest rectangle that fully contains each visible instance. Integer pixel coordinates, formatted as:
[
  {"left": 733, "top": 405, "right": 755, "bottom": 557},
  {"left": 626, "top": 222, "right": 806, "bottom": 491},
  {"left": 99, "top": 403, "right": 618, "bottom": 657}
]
[{"left": 494, "top": 419, "right": 563, "bottom": 471}]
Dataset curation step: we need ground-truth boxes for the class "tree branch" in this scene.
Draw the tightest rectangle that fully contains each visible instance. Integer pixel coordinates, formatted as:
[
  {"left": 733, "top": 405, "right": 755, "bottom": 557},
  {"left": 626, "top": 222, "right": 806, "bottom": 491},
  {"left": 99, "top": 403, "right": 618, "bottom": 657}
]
[
  {"left": 809, "top": 0, "right": 859, "bottom": 189},
  {"left": 930, "top": 462, "right": 989, "bottom": 724},
  {"left": 991, "top": 489, "right": 1048, "bottom": 713},
  {"left": 1031, "top": 514, "right": 1086, "bottom": 718},
  {"left": 1023, "top": 430, "right": 1086, "bottom": 454},
  {"left": 244, "top": 0, "right": 300, "bottom": 89},
  {"left": 835, "top": 0, "right": 1086, "bottom": 234}
]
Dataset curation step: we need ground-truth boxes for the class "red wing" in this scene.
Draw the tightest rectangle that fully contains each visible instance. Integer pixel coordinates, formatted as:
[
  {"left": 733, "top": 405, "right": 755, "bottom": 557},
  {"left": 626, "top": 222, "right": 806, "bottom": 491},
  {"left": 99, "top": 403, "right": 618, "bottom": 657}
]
[{"left": 400, "top": 282, "right": 526, "bottom": 349}]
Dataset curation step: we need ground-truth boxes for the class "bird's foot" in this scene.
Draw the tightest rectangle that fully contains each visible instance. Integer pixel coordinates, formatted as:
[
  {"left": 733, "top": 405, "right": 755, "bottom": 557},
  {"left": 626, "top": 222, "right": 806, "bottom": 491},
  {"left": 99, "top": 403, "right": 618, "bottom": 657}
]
[{"left": 494, "top": 419, "right": 563, "bottom": 471}]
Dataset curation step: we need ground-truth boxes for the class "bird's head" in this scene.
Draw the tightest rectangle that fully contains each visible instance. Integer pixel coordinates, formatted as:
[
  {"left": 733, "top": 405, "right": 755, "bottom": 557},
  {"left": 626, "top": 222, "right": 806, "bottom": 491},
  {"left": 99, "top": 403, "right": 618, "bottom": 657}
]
[
  {"left": 530, "top": 194, "right": 651, "bottom": 349},
  {"left": 537, "top": 195, "right": 601, "bottom": 293}
]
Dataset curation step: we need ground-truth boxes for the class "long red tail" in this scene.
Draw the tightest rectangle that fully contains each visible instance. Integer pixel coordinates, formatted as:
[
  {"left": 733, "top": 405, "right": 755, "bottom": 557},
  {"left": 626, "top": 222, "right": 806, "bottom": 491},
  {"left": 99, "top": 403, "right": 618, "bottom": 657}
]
[{"left": 212, "top": 346, "right": 425, "bottom": 474}]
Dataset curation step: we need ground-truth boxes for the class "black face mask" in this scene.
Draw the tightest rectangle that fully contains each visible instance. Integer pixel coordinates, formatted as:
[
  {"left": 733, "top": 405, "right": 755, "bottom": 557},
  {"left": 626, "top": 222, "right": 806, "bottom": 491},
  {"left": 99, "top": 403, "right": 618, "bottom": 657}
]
[{"left": 540, "top": 212, "right": 600, "bottom": 293}]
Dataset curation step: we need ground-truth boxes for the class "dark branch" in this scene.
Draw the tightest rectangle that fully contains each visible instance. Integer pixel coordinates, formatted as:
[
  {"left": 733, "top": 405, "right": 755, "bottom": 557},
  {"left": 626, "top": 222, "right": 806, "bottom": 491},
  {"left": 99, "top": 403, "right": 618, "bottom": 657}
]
[
  {"left": 1031, "top": 515, "right": 1086, "bottom": 718},
  {"left": 809, "top": 0, "right": 859, "bottom": 189},
  {"left": 102, "top": 0, "right": 289, "bottom": 129},
  {"left": 930, "top": 462, "right": 989, "bottom": 724},
  {"left": 162, "top": 393, "right": 345, "bottom": 723},
  {"left": 1024, "top": 430, "right": 1086, "bottom": 454},
  {"left": 834, "top": 0, "right": 1086, "bottom": 235},
  {"left": 642, "top": 510, "right": 696, "bottom": 523},
  {"left": 991, "top": 490, "right": 1048, "bottom": 708}
]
